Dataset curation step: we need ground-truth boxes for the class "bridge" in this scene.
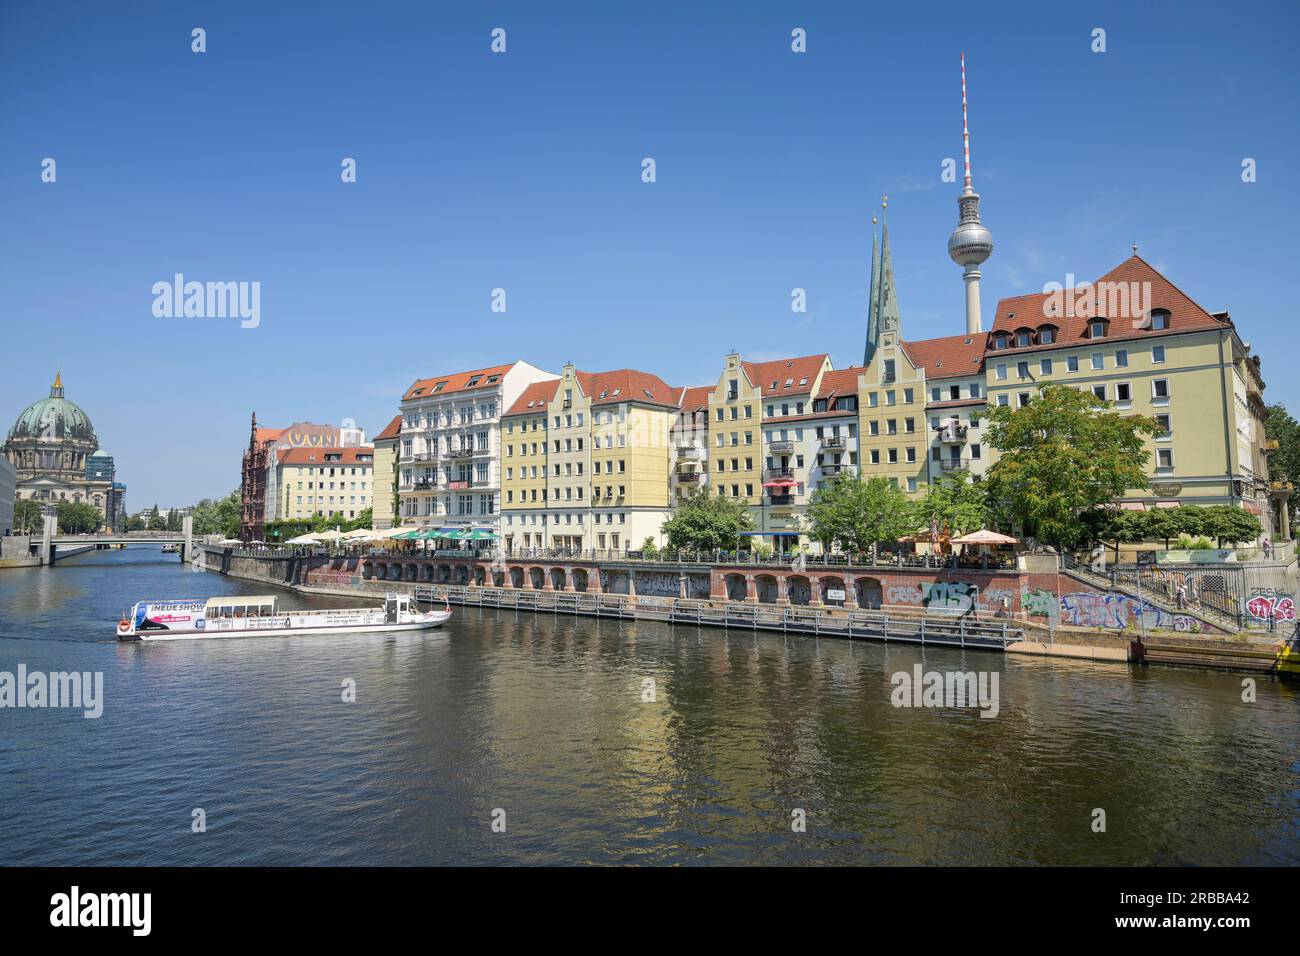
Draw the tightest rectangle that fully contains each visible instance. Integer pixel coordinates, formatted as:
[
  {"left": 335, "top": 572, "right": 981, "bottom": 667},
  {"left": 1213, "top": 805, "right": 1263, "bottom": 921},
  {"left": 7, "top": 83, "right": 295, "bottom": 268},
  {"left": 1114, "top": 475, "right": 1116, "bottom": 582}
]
[{"left": 38, "top": 516, "right": 194, "bottom": 565}]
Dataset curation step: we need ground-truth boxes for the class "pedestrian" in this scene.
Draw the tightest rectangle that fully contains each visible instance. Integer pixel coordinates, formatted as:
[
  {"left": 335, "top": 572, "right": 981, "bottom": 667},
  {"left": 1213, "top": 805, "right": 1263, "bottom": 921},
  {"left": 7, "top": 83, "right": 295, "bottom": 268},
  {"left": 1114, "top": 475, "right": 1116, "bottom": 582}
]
[
  {"left": 1263, "top": 536, "right": 1272, "bottom": 560},
  {"left": 1176, "top": 581, "right": 1186, "bottom": 609}
]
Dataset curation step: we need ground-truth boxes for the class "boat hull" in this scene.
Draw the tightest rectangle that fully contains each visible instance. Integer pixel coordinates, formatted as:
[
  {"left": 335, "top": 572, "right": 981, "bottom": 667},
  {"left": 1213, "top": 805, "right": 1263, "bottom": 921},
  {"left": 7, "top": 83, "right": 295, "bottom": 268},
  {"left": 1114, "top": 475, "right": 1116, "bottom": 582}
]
[{"left": 119, "top": 613, "right": 450, "bottom": 642}]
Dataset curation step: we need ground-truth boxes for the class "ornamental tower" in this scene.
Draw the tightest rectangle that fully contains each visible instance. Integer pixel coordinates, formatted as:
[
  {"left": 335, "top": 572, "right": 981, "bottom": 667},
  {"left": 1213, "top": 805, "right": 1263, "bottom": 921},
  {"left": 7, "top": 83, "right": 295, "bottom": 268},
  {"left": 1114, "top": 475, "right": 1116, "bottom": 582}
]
[{"left": 947, "top": 53, "right": 994, "bottom": 334}]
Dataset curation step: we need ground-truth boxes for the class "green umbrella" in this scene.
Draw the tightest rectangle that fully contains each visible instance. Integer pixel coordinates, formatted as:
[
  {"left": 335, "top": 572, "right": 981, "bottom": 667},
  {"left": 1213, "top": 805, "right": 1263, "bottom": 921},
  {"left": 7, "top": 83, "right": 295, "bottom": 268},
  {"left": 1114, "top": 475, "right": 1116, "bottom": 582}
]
[
  {"left": 393, "top": 530, "right": 423, "bottom": 540},
  {"left": 465, "top": 529, "right": 498, "bottom": 540},
  {"left": 441, "top": 529, "right": 467, "bottom": 540}
]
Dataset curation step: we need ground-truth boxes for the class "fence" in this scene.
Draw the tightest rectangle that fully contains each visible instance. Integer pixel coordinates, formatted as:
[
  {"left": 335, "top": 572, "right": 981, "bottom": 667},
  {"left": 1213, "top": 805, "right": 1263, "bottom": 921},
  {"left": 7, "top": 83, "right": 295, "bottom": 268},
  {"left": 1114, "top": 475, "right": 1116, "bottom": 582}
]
[{"left": 416, "top": 583, "right": 1023, "bottom": 649}]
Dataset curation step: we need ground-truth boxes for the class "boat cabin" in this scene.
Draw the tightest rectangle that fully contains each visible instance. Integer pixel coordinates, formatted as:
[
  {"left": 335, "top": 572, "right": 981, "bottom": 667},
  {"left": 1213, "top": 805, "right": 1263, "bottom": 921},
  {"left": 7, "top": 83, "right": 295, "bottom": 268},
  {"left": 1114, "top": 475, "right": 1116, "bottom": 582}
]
[
  {"left": 384, "top": 592, "right": 412, "bottom": 623},
  {"left": 204, "top": 595, "right": 279, "bottom": 620}
]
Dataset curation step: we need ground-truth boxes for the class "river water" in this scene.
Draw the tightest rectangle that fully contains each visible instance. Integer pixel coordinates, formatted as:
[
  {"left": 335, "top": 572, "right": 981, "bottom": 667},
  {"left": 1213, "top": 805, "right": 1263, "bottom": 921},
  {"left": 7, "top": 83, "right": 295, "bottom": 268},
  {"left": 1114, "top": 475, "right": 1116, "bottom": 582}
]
[{"left": 0, "top": 546, "right": 1297, "bottom": 865}]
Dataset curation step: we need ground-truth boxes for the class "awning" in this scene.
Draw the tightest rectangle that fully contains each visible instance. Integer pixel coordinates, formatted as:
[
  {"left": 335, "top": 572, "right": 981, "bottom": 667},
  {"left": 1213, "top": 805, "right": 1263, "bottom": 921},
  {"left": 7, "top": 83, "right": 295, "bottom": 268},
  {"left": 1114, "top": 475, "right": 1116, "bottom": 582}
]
[
  {"left": 1244, "top": 501, "right": 1262, "bottom": 515},
  {"left": 1119, "top": 502, "right": 1147, "bottom": 511},
  {"left": 762, "top": 479, "right": 797, "bottom": 488}
]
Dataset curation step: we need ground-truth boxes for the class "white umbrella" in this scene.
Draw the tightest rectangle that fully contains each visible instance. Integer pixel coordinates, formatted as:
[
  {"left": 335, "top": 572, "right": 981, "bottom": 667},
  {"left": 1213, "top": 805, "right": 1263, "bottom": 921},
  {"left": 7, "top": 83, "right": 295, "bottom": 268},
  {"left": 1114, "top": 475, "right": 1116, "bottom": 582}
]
[
  {"left": 373, "top": 527, "right": 414, "bottom": 539},
  {"left": 286, "top": 533, "right": 319, "bottom": 544},
  {"left": 313, "top": 529, "right": 345, "bottom": 544},
  {"left": 952, "top": 529, "right": 1019, "bottom": 545},
  {"left": 217, "top": 538, "right": 242, "bottom": 546},
  {"left": 341, "top": 528, "right": 377, "bottom": 540}
]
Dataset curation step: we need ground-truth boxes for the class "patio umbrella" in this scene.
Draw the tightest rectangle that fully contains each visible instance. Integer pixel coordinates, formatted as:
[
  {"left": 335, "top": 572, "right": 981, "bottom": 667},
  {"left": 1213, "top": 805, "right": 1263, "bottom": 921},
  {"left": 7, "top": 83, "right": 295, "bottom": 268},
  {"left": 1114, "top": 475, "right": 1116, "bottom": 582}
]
[
  {"left": 392, "top": 530, "right": 424, "bottom": 540},
  {"left": 217, "top": 538, "right": 242, "bottom": 546},
  {"left": 951, "top": 529, "right": 1019, "bottom": 545},
  {"left": 341, "top": 528, "right": 376, "bottom": 540},
  {"left": 464, "top": 529, "right": 498, "bottom": 540},
  {"left": 313, "top": 529, "right": 346, "bottom": 544}
]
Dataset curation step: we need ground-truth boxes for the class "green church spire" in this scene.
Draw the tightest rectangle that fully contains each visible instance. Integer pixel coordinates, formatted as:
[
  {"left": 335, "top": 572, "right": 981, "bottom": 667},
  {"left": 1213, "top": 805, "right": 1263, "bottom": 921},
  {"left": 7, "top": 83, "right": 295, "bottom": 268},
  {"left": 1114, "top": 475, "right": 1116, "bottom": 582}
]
[{"left": 865, "top": 197, "right": 901, "bottom": 366}]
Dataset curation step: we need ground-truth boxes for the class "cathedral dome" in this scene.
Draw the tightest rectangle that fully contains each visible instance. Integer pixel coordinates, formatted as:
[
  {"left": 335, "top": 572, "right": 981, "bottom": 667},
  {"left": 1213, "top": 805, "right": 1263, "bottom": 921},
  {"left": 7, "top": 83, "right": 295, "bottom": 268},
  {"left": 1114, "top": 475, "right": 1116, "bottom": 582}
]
[{"left": 5, "top": 373, "right": 97, "bottom": 444}]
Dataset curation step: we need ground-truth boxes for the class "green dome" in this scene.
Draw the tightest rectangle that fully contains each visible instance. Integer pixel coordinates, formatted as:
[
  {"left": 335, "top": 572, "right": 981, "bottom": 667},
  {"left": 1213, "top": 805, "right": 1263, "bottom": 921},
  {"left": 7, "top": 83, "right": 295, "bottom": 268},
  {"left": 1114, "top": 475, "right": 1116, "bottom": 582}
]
[{"left": 6, "top": 373, "right": 96, "bottom": 444}]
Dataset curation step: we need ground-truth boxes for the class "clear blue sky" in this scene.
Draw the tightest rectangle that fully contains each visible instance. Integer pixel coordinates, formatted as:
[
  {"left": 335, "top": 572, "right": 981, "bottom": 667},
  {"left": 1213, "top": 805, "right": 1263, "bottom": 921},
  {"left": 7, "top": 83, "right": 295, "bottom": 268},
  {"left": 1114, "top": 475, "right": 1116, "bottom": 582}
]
[{"left": 2, "top": 0, "right": 1296, "bottom": 509}]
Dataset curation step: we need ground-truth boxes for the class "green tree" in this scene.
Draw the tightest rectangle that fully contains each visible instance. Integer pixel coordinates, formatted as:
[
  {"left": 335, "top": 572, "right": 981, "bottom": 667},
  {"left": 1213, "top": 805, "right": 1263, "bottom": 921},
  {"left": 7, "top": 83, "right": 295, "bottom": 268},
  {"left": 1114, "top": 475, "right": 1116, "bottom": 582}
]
[
  {"left": 807, "top": 474, "right": 915, "bottom": 553},
  {"left": 661, "top": 487, "right": 753, "bottom": 550},
  {"left": 165, "top": 509, "right": 183, "bottom": 532},
  {"left": 1198, "top": 504, "right": 1261, "bottom": 547},
  {"left": 13, "top": 499, "right": 43, "bottom": 534},
  {"left": 125, "top": 514, "right": 147, "bottom": 532},
  {"left": 911, "top": 471, "right": 989, "bottom": 541},
  {"left": 1265, "top": 402, "right": 1299, "bottom": 534},
  {"left": 984, "top": 382, "right": 1159, "bottom": 550},
  {"left": 211, "top": 491, "right": 241, "bottom": 539},
  {"left": 146, "top": 504, "right": 165, "bottom": 531},
  {"left": 56, "top": 500, "right": 102, "bottom": 534}
]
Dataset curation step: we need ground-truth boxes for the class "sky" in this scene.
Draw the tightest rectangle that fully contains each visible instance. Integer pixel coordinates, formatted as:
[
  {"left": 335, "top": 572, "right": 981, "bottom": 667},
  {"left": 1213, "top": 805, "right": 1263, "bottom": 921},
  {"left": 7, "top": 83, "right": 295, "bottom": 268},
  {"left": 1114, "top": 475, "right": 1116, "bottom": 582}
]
[{"left": 2, "top": 0, "right": 1297, "bottom": 509}]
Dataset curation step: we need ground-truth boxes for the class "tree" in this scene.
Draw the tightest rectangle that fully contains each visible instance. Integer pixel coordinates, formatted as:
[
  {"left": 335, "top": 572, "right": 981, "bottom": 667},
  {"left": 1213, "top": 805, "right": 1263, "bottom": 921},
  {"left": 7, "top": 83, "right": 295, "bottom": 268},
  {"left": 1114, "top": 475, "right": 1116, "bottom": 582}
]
[
  {"left": 1266, "top": 402, "right": 1299, "bottom": 534},
  {"left": 56, "top": 500, "right": 101, "bottom": 534},
  {"left": 807, "top": 474, "right": 915, "bottom": 553},
  {"left": 13, "top": 499, "right": 43, "bottom": 534},
  {"left": 661, "top": 487, "right": 753, "bottom": 550},
  {"left": 165, "top": 509, "right": 183, "bottom": 532},
  {"left": 125, "top": 514, "right": 147, "bottom": 532},
  {"left": 146, "top": 505, "right": 165, "bottom": 531},
  {"left": 983, "top": 382, "right": 1159, "bottom": 550},
  {"left": 911, "top": 471, "right": 990, "bottom": 542},
  {"left": 1198, "top": 505, "right": 1261, "bottom": 547}
]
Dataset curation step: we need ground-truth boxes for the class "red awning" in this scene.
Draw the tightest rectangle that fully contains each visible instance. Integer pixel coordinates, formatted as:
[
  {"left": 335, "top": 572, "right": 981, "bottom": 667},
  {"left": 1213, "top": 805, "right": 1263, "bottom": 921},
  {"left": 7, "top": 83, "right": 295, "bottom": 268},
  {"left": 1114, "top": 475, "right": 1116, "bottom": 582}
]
[
  {"left": 1244, "top": 501, "right": 1262, "bottom": 515},
  {"left": 762, "top": 479, "right": 797, "bottom": 488}
]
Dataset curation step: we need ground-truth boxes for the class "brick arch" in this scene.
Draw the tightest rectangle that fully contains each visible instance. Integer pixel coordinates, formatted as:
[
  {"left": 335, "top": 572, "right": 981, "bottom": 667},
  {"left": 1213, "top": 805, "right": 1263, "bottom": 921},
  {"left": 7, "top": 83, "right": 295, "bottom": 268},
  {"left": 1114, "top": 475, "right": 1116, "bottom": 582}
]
[
  {"left": 855, "top": 576, "right": 883, "bottom": 609},
  {"left": 510, "top": 566, "right": 524, "bottom": 588},
  {"left": 528, "top": 567, "right": 546, "bottom": 590},
  {"left": 723, "top": 573, "right": 747, "bottom": 602},
  {"left": 549, "top": 567, "right": 567, "bottom": 591},
  {"left": 787, "top": 575, "right": 812, "bottom": 606},
  {"left": 571, "top": 568, "right": 589, "bottom": 592},
  {"left": 754, "top": 574, "right": 779, "bottom": 604}
]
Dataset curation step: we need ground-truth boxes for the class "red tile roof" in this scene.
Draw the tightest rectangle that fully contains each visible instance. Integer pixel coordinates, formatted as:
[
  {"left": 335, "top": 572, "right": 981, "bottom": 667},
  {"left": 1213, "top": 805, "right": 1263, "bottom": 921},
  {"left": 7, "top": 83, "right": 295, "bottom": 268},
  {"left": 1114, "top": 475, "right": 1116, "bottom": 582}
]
[
  {"left": 403, "top": 362, "right": 516, "bottom": 401},
  {"left": 815, "top": 367, "right": 864, "bottom": 399},
  {"left": 373, "top": 414, "right": 402, "bottom": 442},
  {"left": 901, "top": 333, "right": 986, "bottom": 381},
  {"left": 279, "top": 446, "right": 375, "bottom": 466},
  {"left": 676, "top": 385, "right": 714, "bottom": 413},
  {"left": 579, "top": 368, "right": 679, "bottom": 408},
  {"left": 255, "top": 427, "right": 286, "bottom": 445},
  {"left": 504, "top": 379, "right": 562, "bottom": 416},
  {"left": 987, "top": 254, "right": 1227, "bottom": 355},
  {"left": 741, "top": 354, "right": 829, "bottom": 396}
]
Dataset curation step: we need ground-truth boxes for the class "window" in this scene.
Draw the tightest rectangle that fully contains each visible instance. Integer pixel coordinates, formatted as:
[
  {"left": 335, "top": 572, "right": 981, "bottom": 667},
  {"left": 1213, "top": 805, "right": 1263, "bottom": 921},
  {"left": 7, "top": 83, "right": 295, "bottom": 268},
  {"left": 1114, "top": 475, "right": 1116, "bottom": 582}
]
[
  {"left": 997, "top": 394, "right": 1009, "bottom": 407},
  {"left": 971, "top": 443, "right": 981, "bottom": 459},
  {"left": 1152, "top": 379, "right": 1169, "bottom": 401},
  {"left": 1067, "top": 356, "right": 1079, "bottom": 372},
  {"left": 1040, "top": 358, "right": 1052, "bottom": 375},
  {"left": 1039, "top": 327, "right": 1056, "bottom": 344},
  {"left": 1017, "top": 361, "right": 1029, "bottom": 379},
  {"left": 995, "top": 364, "right": 1007, "bottom": 381},
  {"left": 1156, "top": 448, "right": 1174, "bottom": 470},
  {"left": 931, "top": 387, "right": 941, "bottom": 402},
  {"left": 993, "top": 333, "right": 1007, "bottom": 349},
  {"left": 1017, "top": 392, "right": 1031, "bottom": 408},
  {"left": 1152, "top": 345, "right": 1166, "bottom": 363},
  {"left": 1154, "top": 413, "right": 1172, "bottom": 438},
  {"left": 1091, "top": 353, "right": 1104, "bottom": 370},
  {"left": 1089, "top": 320, "right": 1107, "bottom": 338},
  {"left": 970, "top": 382, "right": 981, "bottom": 398},
  {"left": 1115, "top": 349, "right": 1128, "bottom": 368},
  {"left": 1115, "top": 382, "right": 1131, "bottom": 403},
  {"left": 1016, "top": 330, "right": 1031, "bottom": 347},
  {"left": 1092, "top": 384, "right": 1107, "bottom": 401},
  {"left": 1150, "top": 310, "right": 1170, "bottom": 330}
]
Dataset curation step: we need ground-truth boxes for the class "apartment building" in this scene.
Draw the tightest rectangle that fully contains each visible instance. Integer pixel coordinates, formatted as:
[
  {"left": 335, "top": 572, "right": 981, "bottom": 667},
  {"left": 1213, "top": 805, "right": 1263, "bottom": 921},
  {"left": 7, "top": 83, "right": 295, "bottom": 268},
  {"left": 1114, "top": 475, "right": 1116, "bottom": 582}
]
[
  {"left": 398, "top": 361, "right": 558, "bottom": 534},
  {"left": 808, "top": 367, "right": 863, "bottom": 491},
  {"left": 500, "top": 378, "right": 558, "bottom": 549},
  {"left": 276, "top": 446, "right": 374, "bottom": 521},
  {"left": 982, "top": 253, "right": 1284, "bottom": 531},
  {"left": 370, "top": 415, "right": 402, "bottom": 529},
  {"left": 670, "top": 386, "right": 712, "bottom": 503},
  {"left": 752, "top": 355, "right": 833, "bottom": 541},
  {"left": 902, "top": 333, "right": 990, "bottom": 484}
]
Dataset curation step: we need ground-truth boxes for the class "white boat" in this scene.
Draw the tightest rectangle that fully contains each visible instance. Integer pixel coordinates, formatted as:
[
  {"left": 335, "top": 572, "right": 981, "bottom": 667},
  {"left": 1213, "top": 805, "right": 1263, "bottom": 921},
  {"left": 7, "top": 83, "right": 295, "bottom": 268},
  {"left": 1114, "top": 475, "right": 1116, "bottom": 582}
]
[{"left": 116, "top": 592, "right": 450, "bottom": 642}]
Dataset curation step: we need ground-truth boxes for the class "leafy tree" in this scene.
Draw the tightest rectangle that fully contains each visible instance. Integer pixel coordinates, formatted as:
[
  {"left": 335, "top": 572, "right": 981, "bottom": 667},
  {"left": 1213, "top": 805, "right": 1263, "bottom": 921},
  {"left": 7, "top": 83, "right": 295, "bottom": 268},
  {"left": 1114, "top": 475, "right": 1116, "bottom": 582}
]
[
  {"left": 983, "top": 382, "right": 1159, "bottom": 550},
  {"left": 661, "top": 487, "right": 753, "bottom": 550},
  {"left": 1198, "top": 504, "right": 1261, "bottom": 547},
  {"left": 165, "top": 509, "right": 183, "bottom": 532},
  {"left": 807, "top": 474, "right": 915, "bottom": 553},
  {"left": 13, "top": 499, "right": 43, "bottom": 534},
  {"left": 911, "top": 471, "right": 989, "bottom": 543},
  {"left": 56, "top": 500, "right": 102, "bottom": 534},
  {"left": 639, "top": 536, "right": 660, "bottom": 558},
  {"left": 1265, "top": 402, "right": 1299, "bottom": 534},
  {"left": 146, "top": 504, "right": 165, "bottom": 531},
  {"left": 125, "top": 514, "right": 147, "bottom": 532}
]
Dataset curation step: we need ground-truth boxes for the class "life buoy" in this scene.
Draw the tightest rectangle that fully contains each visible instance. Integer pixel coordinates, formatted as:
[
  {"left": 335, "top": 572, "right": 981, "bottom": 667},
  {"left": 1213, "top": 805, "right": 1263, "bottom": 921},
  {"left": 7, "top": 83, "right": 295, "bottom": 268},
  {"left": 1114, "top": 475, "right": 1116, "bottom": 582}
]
[{"left": 117, "top": 620, "right": 130, "bottom": 632}]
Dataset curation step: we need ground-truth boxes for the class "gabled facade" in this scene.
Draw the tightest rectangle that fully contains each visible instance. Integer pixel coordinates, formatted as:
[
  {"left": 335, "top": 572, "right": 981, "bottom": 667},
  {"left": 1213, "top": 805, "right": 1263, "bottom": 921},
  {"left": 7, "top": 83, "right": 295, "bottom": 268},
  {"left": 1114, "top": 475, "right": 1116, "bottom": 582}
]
[
  {"left": 501, "top": 378, "right": 559, "bottom": 550},
  {"left": 371, "top": 414, "right": 403, "bottom": 529},
  {"left": 903, "top": 333, "right": 989, "bottom": 483}
]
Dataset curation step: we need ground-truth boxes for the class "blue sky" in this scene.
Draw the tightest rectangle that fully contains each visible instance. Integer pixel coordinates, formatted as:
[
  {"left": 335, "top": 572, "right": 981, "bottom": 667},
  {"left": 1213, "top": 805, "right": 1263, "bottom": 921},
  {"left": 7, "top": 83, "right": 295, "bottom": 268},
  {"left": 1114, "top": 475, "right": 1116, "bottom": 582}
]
[{"left": 2, "top": 0, "right": 1296, "bottom": 508}]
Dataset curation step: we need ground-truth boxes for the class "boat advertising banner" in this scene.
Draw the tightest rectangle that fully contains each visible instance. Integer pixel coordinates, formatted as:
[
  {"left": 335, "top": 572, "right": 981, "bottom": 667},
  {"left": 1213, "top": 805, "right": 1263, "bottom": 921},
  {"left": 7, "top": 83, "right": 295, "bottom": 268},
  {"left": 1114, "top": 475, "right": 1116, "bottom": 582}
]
[{"left": 132, "top": 601, "right": 208, "bottom": 632}]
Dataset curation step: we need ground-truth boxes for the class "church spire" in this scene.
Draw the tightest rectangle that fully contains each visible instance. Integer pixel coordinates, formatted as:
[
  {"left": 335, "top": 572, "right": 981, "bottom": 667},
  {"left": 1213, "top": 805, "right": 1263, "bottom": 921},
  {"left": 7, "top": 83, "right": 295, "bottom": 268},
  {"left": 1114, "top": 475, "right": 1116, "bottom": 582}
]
[
  {"left": 864, "top": 216, "right": 880, "bottom": 366},
  {"left": 866, "top": 196, "right": 902, "bottom": 365},
  {"left": 51, "top": 370, "right": 64, "bottom": 398}
]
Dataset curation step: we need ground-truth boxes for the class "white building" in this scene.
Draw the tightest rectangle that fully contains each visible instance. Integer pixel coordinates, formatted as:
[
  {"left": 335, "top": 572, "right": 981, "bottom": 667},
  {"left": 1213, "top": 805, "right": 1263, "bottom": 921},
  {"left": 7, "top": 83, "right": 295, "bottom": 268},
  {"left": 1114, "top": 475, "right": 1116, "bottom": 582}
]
[{"left": 398, "top": 361, "right": 558, "bottom": 536}]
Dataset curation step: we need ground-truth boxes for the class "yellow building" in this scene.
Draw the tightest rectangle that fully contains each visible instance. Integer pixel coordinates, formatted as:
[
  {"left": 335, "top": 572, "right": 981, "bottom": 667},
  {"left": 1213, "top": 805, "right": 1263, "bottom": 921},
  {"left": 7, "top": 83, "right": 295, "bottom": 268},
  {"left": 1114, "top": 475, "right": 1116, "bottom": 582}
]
[
  {"left": 982, "top": 253, "right": 1283, "bottom": 535},
  {"left": 275, "top": 446, "right": 374, "bottom": 521},
  {"left": 370, "top": 415, "right": 402, "bottom": 529},
  {"left": 501, "top": 378, "right": 559, "bottom": 550}
]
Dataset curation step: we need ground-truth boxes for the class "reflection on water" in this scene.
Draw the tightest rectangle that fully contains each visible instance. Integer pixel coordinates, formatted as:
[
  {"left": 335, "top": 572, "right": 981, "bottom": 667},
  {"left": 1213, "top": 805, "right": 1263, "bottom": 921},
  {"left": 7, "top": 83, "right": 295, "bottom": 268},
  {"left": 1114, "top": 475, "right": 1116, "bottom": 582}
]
[{"left": 0, "top": 547, "right": 1297, "bottom": 865}]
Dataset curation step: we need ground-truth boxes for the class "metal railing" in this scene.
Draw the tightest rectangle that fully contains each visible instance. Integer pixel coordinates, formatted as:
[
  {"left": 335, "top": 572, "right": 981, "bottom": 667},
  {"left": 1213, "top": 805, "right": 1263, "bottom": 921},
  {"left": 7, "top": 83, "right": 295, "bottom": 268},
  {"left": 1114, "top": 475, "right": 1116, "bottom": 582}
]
[
  {"left": 416, "top": 583, "right": 1022, "bottom": 648},
  {"left": 390, "top": 546, "right": 1021, "bottom": 570}
]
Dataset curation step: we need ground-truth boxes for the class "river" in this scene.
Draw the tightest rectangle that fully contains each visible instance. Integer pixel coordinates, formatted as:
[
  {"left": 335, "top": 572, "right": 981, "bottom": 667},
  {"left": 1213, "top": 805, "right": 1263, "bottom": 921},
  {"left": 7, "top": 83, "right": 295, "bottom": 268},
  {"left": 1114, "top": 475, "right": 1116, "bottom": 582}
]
[{"left": 0, "top": 546, "right": 1297, "bottom": 865}]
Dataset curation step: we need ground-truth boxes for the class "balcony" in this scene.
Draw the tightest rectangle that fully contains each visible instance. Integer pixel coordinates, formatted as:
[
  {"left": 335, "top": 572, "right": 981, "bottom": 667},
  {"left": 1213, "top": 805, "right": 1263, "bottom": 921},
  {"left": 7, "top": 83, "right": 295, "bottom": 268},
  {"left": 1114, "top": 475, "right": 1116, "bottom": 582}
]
[
  {"left": 937, "top": 424, "right": 969, "bottom": 443},
  {"left": 937, "top": 458, "right": 970, "bottom": 472},
  {"left": 820, "top": 463, "right": 849, "bottom": 476},
  {"left": 447, "top": 446, "right": 475, "bottom": 459},
  {"left": 676, "top": 445, "right": 703, "bottom": 459},
  {"left": 766, "top": 494, "right": 795, "bottom": 505},
  {"left": 821, "top": 435, "right": 846, "bottom": 449},
  {"left": 675, "top": 470, "right": 701, "bottom": 483},
  {"left": 769, "top": 440, "right": 795, "bottom": 455},
  {"left": 764, "top": 467, "right": 795, "bottom": 480}
]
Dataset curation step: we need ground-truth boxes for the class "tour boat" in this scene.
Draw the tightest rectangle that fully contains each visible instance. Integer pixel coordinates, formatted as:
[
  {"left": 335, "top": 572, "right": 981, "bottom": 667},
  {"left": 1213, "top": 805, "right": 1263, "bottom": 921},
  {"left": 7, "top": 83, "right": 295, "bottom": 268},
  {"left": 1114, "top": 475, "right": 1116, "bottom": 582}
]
[{"left": 116, "top": 592, "right": 450, "bottom": 641}]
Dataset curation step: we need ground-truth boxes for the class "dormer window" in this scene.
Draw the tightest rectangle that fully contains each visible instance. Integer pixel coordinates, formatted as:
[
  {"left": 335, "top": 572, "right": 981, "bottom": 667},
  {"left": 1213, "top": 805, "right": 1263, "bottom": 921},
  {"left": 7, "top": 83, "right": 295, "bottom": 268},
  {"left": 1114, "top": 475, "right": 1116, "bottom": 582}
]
[
  {"left": 993, "top": 333, "right": 1008, "bottom": 350},
  {"left": 1150, "top": 309, "right": 1170, "bottom": 331},
  {"left": 1089, "top": 319, "right": 1108, "bottom": 339},
  {"left": 1015, "top": 329, "right": 1032, "bottom": 348},
  {"left": 1038, "top": 325, "right": 1056, "bottom": 344}
]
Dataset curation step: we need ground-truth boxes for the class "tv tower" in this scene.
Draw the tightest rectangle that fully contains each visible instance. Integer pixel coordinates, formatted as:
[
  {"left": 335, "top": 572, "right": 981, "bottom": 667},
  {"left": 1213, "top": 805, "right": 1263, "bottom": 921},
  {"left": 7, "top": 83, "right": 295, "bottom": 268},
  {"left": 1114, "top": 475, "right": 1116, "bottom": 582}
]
[{"left": 947, "top": 53, "right": 994, "bottom": 334}]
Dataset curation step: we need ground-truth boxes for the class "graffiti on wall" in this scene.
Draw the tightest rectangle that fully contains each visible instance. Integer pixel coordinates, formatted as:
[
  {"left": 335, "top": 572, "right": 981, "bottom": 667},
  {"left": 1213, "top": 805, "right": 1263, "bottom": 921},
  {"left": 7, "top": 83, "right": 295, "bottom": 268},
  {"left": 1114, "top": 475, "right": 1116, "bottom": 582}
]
[
  {"left": 1246, "top": 589, "right": 1296, "bottom": 622},
  {"left": 886, "top": 584, "right": 923, "bottom": 605},
  {"left": 1021, "top": 587, "right": 1058, "bottom": 620},
  {"left": 922, "top": 581, "right": 978, "bottom": 612},
  {"left": 1059, "top": 592, "right": 1200, "bottom": 632}
]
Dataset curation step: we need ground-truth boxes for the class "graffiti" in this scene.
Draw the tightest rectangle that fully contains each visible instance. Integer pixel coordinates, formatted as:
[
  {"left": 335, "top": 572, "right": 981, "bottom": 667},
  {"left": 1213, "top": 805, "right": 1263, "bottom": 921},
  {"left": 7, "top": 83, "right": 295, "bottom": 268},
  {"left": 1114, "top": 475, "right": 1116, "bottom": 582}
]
[
  {"left": 922, "top": 581, "right": 978, "bottom": 612},
  {"left": 1059, "top": 592, "right": 1199, "bottom": 632},
  {"left": 984, "top": 586, "right": 1014, "bottom": 610},
  {"left": 1021, "top": 588, "right": 1057, "bottom": 619},
  {"left": 1246, "top": 590, "right": 1296, "bottom": 622},
  {"left": 887, "top": 584, "right": 923, "bottom": 605},
  {"left": 636, "top": 572, "right": 685, "bottom": 597}
]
